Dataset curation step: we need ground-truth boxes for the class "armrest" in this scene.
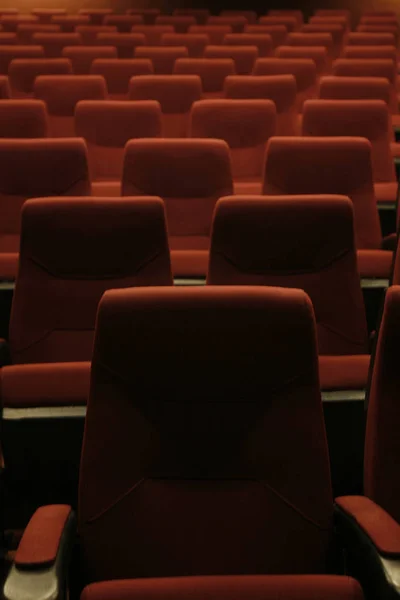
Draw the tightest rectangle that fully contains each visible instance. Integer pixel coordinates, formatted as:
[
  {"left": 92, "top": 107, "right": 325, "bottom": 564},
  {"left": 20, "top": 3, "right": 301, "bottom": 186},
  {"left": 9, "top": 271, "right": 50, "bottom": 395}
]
[
  {"left": 335, "top": 496, "right": 400, "bottom": 599},
  {"left": 3, "top": 505, "right": 76, "bottom": 600}
]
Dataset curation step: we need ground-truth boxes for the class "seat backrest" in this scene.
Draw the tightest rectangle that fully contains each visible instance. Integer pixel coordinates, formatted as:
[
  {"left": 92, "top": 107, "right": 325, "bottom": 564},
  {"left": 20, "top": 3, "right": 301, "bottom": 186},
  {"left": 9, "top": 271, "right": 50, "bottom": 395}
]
[
  {"left": 259, "top": 15, "right": 299, "bottom": 32},
  {"left": 90, "top": 58, "right": 153, "bottom": 97},
  {"left": 0, "top": 32, "right": 18, "bottom": 45},
  {"left": 34, "top": 74, "right": 107, "bottom": 136},
  {"left": 302, "top": 99, "right": 395, "bottom": 183},
  {"left": 174, "top": 57, "right": 235, "bottom": 94},
  {"left": 129, "top": 74, "right": 202, "bottom": 137},
  {"left": 104, "top": 15, "right": 144, "bottom": 32},
  {"left": 224, "top": 74, "right": 298, "bottom": 135},
  {"left": 208, "top": 194, "right": 368, "bottom": 356},
  {"left": 269, "top": 9, "right": 304, "bottom": 24},
  {"left": 134, "top": 46, "right": 189, "bottom": 75},
  {"left": 309, "top": 15, "right": 349, "bottom": 27},
  {"left": 0, "top": 75, "right": 11, "bottom": 98},
  {"left": 33, "top": 32, "right": 82, "bottom": 58},
  {"left": 0, "top": 99, "right": 48, "bottom": 137},
  {"left": 0, "top": 15, "right": 38, "bottom": 33},
  {"left": 0, "top": 138, "right": 90, "bottom": 254},
  {"left": 155, "top": 15, "right": 197, "bottom": 33},
  {"left": 122, "top": 138, "right": 233, "bottom": 248},
  {"left": 221, "top": 10, "right": 258, "bottom": 24},
  {"left": 32, "top": 8, "right": 66, "bottom": 23},
  {"left": 17, "top": 23, "right": 60, "bottom": 44},
  {"left": 75, "top": 25, "right": 117, "bottom": 45},
  {"left": 223, "top": 33, "right": 273, "bottom": 57},
  {"left": 204, "top": 45, "right": 259, "bottom": 75},
  {"left": 10, "top": 196, "right": 172, "bottom": 365},
  {"left": 245, "top": 25, "right": 288, "bottom": 47},
  {"left": 131, "top": 25, "right": 174, "bottom": 46},
  {"left": 276, "top": 46, "right": 328, "bottom": 75},
  {"left": 207, "top": 15, "right": 247, "bottom": 33},
  {"left": 96, "top": 33, "right": 145, "bottom": 59},
  {"left": 79, "top": 284, "right": 332, "bottom": 582},
  {"left": 262, "top": 136, "right": 382, "bottom": 250},
  {"left": 161, "top": 33, "right": 210, "bottom": 58},
  {"left": 343, "top": 45, "right": 397, "bottom": 60},
  {"left": 190, "top": 99, "right": 276, "bottom": 179},
  {"left": 188, "top": 25, "right": 233, "bottom": 45},
  {"left": 0, "top": 45, "right": 44, "bottom": 74},
  {"left": 286, "top": 32, "right": 333, "bottom": 53},
  {"left": 51, "top": 15, "right": 90, "bottom": 32},
  {"left": 126, "top": 9, "right": 160, "bottom": 25},
  {"left": 9, "top": 57, "right": 72, "bottom": 95},
  {"left": 75, "top": 100, "right": 162, "bottom": 180},
  {"left": 319, "top": 75, "right": 391, "bottom": 106},
  {"left": 78, "top": 9, "right": 113, "bottom": 25},
  {"left": 62, "top": 46, "right": 117, "bottom": 75},
  {"left": 301, "top": 23, "right": 345, "bottom": 56},
  {"left": 364, "top": 285, "right": 400, "bottom": 524},
  {"left": 347, "top": 32, "right": 396, "bottom": 46},
  {"left": 173, "top": 9, "right": 210, "bottom": 25}
]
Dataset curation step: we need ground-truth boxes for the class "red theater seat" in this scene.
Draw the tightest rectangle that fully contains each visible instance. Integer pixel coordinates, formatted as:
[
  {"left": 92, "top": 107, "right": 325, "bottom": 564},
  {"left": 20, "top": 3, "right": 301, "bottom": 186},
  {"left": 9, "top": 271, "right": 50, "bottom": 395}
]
[
  {"left": 0, "top": 75, "right": 10, "bottom": 98},
  {"left": 0, "top": 99, "right": 48, "bottom": 137},
  {"left": 301, "top": 23, "right": 345, "bottom": 57},
  {"left": 174, "top": 57, "right": 235, "bottom": 98},
  {"left": 155, "top": 16, "right": 196, "bottom": 34},
  {"left": 223, "top": 33, "right": 273, "bottom": 57},
  {"left": 0, "top": 16, "right": 38, "bottom": 34},
  {"left": 221, "top": 10, "right": 258, "bottom": 24},
  {"left": 161, "top": 33, "right": 209, "bottom": 58},
  {"left": 173, "top": 9, "right": 210, "bottom": 25},
  {"left": 319, "top": 75, "right": 391, "bottom": 104},
  {"left": 204, "top": 45, "right": 258, "bottom": 75},
  {"left": 126, "top": 8, "right": 160, "bottom": 25},
  {"left": 129, "top": 75, "right": 202, "bottom": 137},
  {"left": 31, "top": 9, "right": 66, "bottom": 24},
  {"left": 9, "top": 57, "right": 72, "bottom": 96},
  {"left": 343, "top": 45, "right": 397, "bottom": 60},
  {"left": 245, "top": 25, "right": 288, "bottom": 47},
  {"left": 75, "top": 25, "right": 117, "bottom": 46},
  {"left": 134, "top": 46, "right": 189, "bottom": 75},
  {"left": 269, "top": 9, "right": 304, "bottom": 25},
  {"left": 50, "top": 15, "right": 90, "bottom": 32},
  {"left": 76, "top": 100, "right": 161, "bottom": 190},
  {"left": 347, "top": 32, "right": 396, "bottom": 46},
  {"left": 131, "top": 25, "right": 174, "bottom": 46},
  {"left": 188, "top": 25, "right": 233, "bottom": 45},
  {"left": 276, "top": 46, "right": 328, "bottom": 75},
  {"left": 0, "top": 33, "right": 18, "bottom": 46},
  {"left": 122, "top": 138, "right": 233, "bottom": 277},
  {"left": 34, "top": 74, "right": 107, "bottom": 136},
  {"left": 357, "top": 25, "right": 399, "bottom": 46},
  {"left": 258, "top": 15, "right": 299, "bottom": 32},
  {"left": 95, "top": 33, "right": 145, "bottom": 59},
  {"left": 17, "top": 24, "right": 61, "bottom": 44},
  {"left": 90, "top": 58, "right": 153, "bottom": 99},
  {"left": 286, "top": 31, "right": 334, "bottom": 56},
  {"left": 207, "top": 15, "right": 247, "bottom": 33},
  {"left": 0, "top": 45, "right": 44, "bottom": 75},
  {"left": 190, "top": 99, "right": 276, "bottom": 194},
  {"left": 32, "top": 32, "right": 82, "bottom": 58},
  {"left": 62, "top": 46, "right": 117, "bottom": 75},
  {"left": 78, "top": 9, "right": 113, "bottom": 26},
  {"left": 104, "top": 15, "right": 144, "bottom": 32},
  {"left": 224, "top": 74, "right": 298, "bottom": 135}
]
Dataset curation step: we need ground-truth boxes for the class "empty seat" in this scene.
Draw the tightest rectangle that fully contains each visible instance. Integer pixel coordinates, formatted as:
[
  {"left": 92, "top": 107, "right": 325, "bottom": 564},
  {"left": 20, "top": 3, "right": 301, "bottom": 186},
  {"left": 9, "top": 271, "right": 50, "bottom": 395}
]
[
  {"left": 76, "top": 100, "right": 161, "bottom": 187},
  {"left": 129, "top": 75, "right": 202, "bottom": 137},
  {"left": 208, "top": 194, "right": 368, "bottom": 358},
  {"left": 32, "top": 32, "right": 82, "bottom": 58},
  {"left": 223, "top": 33, "right": 273, "bottom": 57},
  {"left": 0, "top": 45, "right": 44, "bottom": 75},
  {"left": 302, "top": 100, "right": 397, "bottom": 208},
  {"left": 224, "top": 74, "right": 298, "bottom": 135},
  {"left": 122, "top": 138, "right": 233, "bottom": 277},
  {"left": 356, "top": 25, "right": 399, "bottom": 46},
  {"left": 0, "top": 75, "right": 11, "bottom": 98},
  {"left": 207, "top": 16, "right": 247, "bottom": 33},
  {"left": 347, "top": 32, "right": 396, "bottom": 46},
  {"left": 34, "top": 74, "right": 107, "bottom": 136},
  {"left": 204, "top": 45, "right": 258, "bottom": 75},
  {"left": 9, "top": 57, "right": 72, "bottom": 96},
  {"left": 253, "top": 57, "right": 317, "bottom": 109},
  {"left": 258, "top": 16, "right": 299, "bottom": 32},
  {"left": 32, "top": 9, "right": 66, "bottom": 24},
  {"left": 78, "top": 9, "right": 113, "bottom": 26},
  {"left": 0, "top": 33, "right": 18, "bottom": 45},
  {"left": 173, "top": 9, "right": 210, "bottom": 25},
  {"left": 190, "top": 99, "right": 276, "bottom": 194},
  {"left": 343, "top": 45, "right": 397, "bottom": 60},
  {"left": 126, "top": 9, "right": 160, "bottom": 25},
  {"left": 221, "top": 10, "right": 258, "bottom": 24},
  {"left": 301, "top": 23, "right": 345, "bottom": 57},
  {"left": 0, "top": 138, "right": 90, "bottom": 279},
  {"left": 268, "top": 9, "right": 304, "bottom": 25},
  {"left": 161, "top": 33, "right": 209, "bottom": 57},
  {"left": 75, "top": 25, "right": 117, "bottom": 46},
  {"left": 17, "top": 23, "right": 60, "bottom": 44},
  {"left": 0, "top": 16, "right": 38, "bottom": 33},
  {"left": 360, "top": 15, "right": 398, "bottom": 25},
  {"left": 262, "top": 137, "right": 392, "bottom": 278},
  {"left": 286, "top": 32, "right": 334, "bottom": 59},
  {"left": 96, "top": 33, "right": 146, "bottom": 59},
  {"left": 245, "top": 25, "right": 288, "bottom": 47},
  {"left": 276, "top": 46, "right": 328, "bottom": 75},
  {"left": 314, "top": 9, "right": 352, "bottom": 23},
  {"left": 309, "top": 15, "right": 349, "bottom": 28},
  {"left": 189, "top": 25, "right": 233, "bottom": 45},
  {"left": 319, "top": 75, "right": 391, "bottom": 104},
  {"left": 174, "top": 57, "right": 235, "bottom": 98},
  {"left": 131, "top": 25, "right": 174, "bottom": 46},
  {"left": 155, "top": 16, "right": 196, "bottom": 34},
  {"left": 51, "top": 15, "right": 90, "bottom": 32},
  {"left": 0, "top": 99, "right": 48, "bottom": 137},
  {"left": 134, "top": 46, "right": 188, "bottom": 75},
  {"left": 104, "top": 15, "right": 143, "bottom": 32},
  {"left": 90, "top": 58, "right": 153, "bottom": 99},
  {"left": 62, "top": 46, "right": 117, "bottom": 75}
]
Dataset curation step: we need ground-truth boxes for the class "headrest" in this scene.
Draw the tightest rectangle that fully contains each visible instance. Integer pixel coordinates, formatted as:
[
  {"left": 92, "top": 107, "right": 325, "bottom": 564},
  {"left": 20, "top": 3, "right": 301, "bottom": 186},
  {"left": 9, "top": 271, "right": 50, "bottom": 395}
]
[
  {"left": 96, "top": 33, "right": 146, "bottom": 47},
  {"left": 319, "top": 75, "right": 391, "bottom": 103},
  {"left": 129, "top": 75, "right": 202, "bottom": 112},
  {"left": 174, "top": 58, "right": 236, "bottom": 92},
  {"left": 287, "top": 32, "right": 333, "bottom": 47},
  {"left": 259, "top": 16, "right": 298, "bottom": 31},
  {"left": 223, "top": 34, "right": 274, "bottom": 56},
  {"left": 204, "top": 45, "right": 259, "bottom": 73},
  {"left": 347, "top": 32, "right": 396, "bottom": 45},
  {"left": 0, "top": 99, "right": 48, "bottom": 137},
  {"left": 332, "top": 58, "right": 397, "bottom": 83},
  {"left": 253, "top": 58, "right": 317, "bottom": 89},
  {"left": 34, "top": 75, "right": 107, "bottom": 115},
  {"left": 224, "top": 74, "right": 297, "bottom": 111}
]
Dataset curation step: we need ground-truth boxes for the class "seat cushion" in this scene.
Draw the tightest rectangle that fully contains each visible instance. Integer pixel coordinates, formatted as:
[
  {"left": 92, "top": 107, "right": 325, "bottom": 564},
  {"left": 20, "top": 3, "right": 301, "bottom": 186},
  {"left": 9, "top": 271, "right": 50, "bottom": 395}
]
[
  {"left": 374, "top": 181, "right": 398, "bottom": 205},
  {"left": 234, "top": 180, "right": 263, "bottom": 195},
  {"left": 91, "top": 180, "right": 121, "bottom": 196},
  {"left": 357, "top": 249, "right": 393, "bottom": 278},
  {"left": 318, "top": 354, "right": 370, "bottom": 391},
  {"left": 171, "top": 249, "right": 209, "bottom": 278}
]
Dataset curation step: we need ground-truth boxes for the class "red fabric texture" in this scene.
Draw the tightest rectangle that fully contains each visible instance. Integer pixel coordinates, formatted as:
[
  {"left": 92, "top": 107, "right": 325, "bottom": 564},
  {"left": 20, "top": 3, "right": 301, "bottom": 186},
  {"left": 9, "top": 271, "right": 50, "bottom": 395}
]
[
  {"left": 0, "top": 100, "right": 48, "bottom": 138},
  {"left": 253, "top": 58, "right": 317, "bottom": 94},
  {"left": 343, "top": 45, "right": 397, "bottom": 60},
  {"left": 155, "top": 15, "right": 196, "bottom": 34},
  {"left": 9, "top": 197, "right": 172, "bottom": 364},
  {"left": 131, "top": 25, "right": 174, "bottom": 46},
  {"left": 34, "top": 75, "right": 107, "bottom": 116},
  {"left": 336, "top": 496, "right": 400, "bottom": 556},
  {"left": 347, "top": 31, "right": 396, "bottom": 46},
  {"left": 104, "top": 15, "right": 144, "bottom": 32},
  {"left": 287, "top": 31, "right": 334, "bottom": 54},
  {"left": 74, "top": 25, "right": 117, "bottom": 46},
  {"left": 174, "top": 57, "right": 235, "bottom": 93},
  {"left": 269, "top": 10, "right": 304, "bottom": 25},
  {"left": 189, "top": 25, "right": 233, "bottom": 45},
  {"left": 78, "top": 9, "right": 113, "bottom": 25},
  {"left": 96, "top": 34, "right": 146, "bottom": 59},
  {"left": 207, "top": 15, "right": 247, "bottom": 33},
  {"left": 259, "top": 16, "right": 299, "bottom": 32},
  {"left": 208, "top": 195, "right": 368, "bottom": 356},
  {"left": 32, "top": 9, "right": 66, "bottom": 23},
  {"left": 0, "top": 253, "right": 18, "bottom": 280},
  {"left": 204, "top": 45, "right": 258, "bottom": 75},
  {"left": 223, "top": 33, "right": 273, "bottom": 58},
  {"left": 32, "top": 33, "right": 82, "bottom": 58},
  {"left": 0, "top": 362, "right": 90, "bottom": 408},
  {"left": 170, "top": 249, "right": 209, "bottom": 277},
  {"left": 174, "top": 10, "right": 210, "bottom": 25},
  {"left": 79, "top": 286, "right": 332, "bottom": 581},
  {"left": 161, "top": 33, "right": 210, "bottom": 58},
  {"left": 319, "top": 75, "right": 391, "bottom": 105},
  {"left": 134, "top": 47, "right": 189, "bottom": 75},
  {"left": 221, "top": 10, "right": 258, "bottom": 23},
  {"left": 9, "top": 58, "right": 73, "bottom": 95},
  {"left": 357, "top": 249, "right": 393, "bottom": 278},
  {"left": 245, "top": 25, "right": 288, "bottom": 47},
  {"left": 364, "top": 286, "right": 400, "bottom": 523},
  {"left": 276, "top": 46, "right": 328, "bottom": 75},
  {"left": 51, "top": 15, "right": 90, "bottom": 32},
  {"left": 301, "top": 24, "right": 345, "bottom": 57},
  {"left": 127, "top": 9, "right": 160, "bottom": 26},
  {"left": 15, "top": 505, "right": 72, "bottom": 568},
  {"left": 90, "top": 58, "right": 153, "bottom": 96},
  {"left": 17, "top": 24, "right": 60, "bottom": 44},
  {"left": 122, "top": 138, "right": 233, "bottom": 249},
  {"left": 82, "top": 576, "right": 363, "bottom": 600},
  {"left": 62, "top": 46, "right": 118, "bottom": 75},
  {"left": 0, "top": 45, "right": 44, "bottom": 75},
  {"left": 318, "top": 355, "right": 370, "bottom": 390}
]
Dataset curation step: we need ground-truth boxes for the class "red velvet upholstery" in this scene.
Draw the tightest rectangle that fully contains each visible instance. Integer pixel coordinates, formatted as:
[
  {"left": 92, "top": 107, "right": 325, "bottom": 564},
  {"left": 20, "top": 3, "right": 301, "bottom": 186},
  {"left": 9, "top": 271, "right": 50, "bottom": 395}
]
[
  {"left": 207, "top": 15, "right": 247, "bottom": 33},
  {"left": 347, "top": 32, "right": 396, "bottom": 46},
  {"left": 0, "top": 362, "right": 90, "bottom": 408},
  {"left": 34, "top": 75, "right": 107, "bottom": 137},
  {"left": 188, "top": 25, "right": 232, "bottom": 45},
  {"left": 90, "top": 58, "right": 153, "bottom": 98},
  {"left": 0, "top": 75, "right": 10, "bottom": 98},
  {"left": 17, "top": 24, "right": 60, "bottom": 44},
  {"left": 51, "top": 15, "right": 90, "bottom": 33},
  {"left": 75, "top": 25, "right": 117, "bottom": 46},
  {"left": 78, "top": 9, "right": 113, "bottom": 26},
  {"left": 134, "top": 46, "right": 189, "bottom": 75},
  {"left": 314, "top": 9, "right": 351, "bottom": 23},
  {"left": 269, "top": 10, "right": 304, "bottom": 25},
  {"left": 286, "top": 32, "right": 334, "bottom": 55},
  {"left": 155, "top": 16, "right": 196, "bottom": 34},
  {"left": 204, "top": 45, "right": 258, "bottom": 75},
  {"left": 126, "top": 9, "right": 160, "bottom": 26},
  {"left": 62, "top": 46, "right": 117, "bottom": 75},
  {"left": 224, "top": 75, "right": 298, "bottom": 136},
  {"left": 96, "top": 33, "right": 145, "bottom": 59},
  {"left": 245, "top": 25, "right": 288, "bottom": 48},
  {"left": 9, "top": 197, "right": 172, "bottom": 364},
  {"left": 0, "top": 99, "right": 48, "bottom": 138},
  {"left": 357, "top": 25, "right": 399, "bottom": 45},
  {"left": 208, "top": 195, "right": 368, "bottom": 356},
  {"left": 0, "top": 45, "right": 44, "bottom": 75},
  {"left": 0, "top": 138, "right": 89, "bottom": 257},
  {"left": 318, "top": 355, "right": 370, "bottom": 390},
  {"left": 262, "top": 137, "right": 383, "bottom": 253},
  {"left": 122, "top": 138, "right": 232, "bottom": 253},
  {"left": 9, "top": 58, "right": 73, "bottom": 96},
  {"left": 75, "top": 100, "right": 162, "bottom": 181},
  {"left": 361, "top": 15, "right": 398, "bottom": 24},
  {"left": 276, "top": 46, "right": 328, "bottom": 75},
  {"left": 131, "top": 25, "right": 174, "bottom": 46},
  {"left": 32, "top": 33, "right": 82, "bottom": 58},
  {"left": 319, "top": 76, "right": 391, "bottom": 106},
  {"left": 259, "top": 16, "right": 299, "bottom": 32},
  {"left": 104, "top": 15, "right": 143, "bottom": 32},
  {"left": 0, "top": 33, "right": 17, "bottom": 45},
  {"left": 174, "top": 9, "right": 210, "bottom": 25},
  {"left": 223, "top": 33, "right": 273, "bottom": 58},
  {"left": 222, "top": 10, "right": 258, "bottom": 24},
  {"left": 343, "top": 45, "right": 397, "bottom": 60},
  {"left": 129, "top": 75, "right": 202, "bottom": 137},
  {"left": 364, "top": 286, "right": 400, "bottom": 523},
  {"left": 0, "top": 16, "right": 39, "bottom": 34},
  {"left": 174, "top": 58, "right": 235, "bottom": 96},
  {"left": 32, "top": 9, "right": 66, "bottom": 24},
  {"left": 190, "top": 99, "right": 276, "bottom": 182},
  {"left": 15, "top": 505, "right": 72, "bottom": 568},
  {"left": 301, "top": 24, "right": 345, "bottom": 57},
  {"left": 161, "top": 33, "right": 209, "bottom": 58},
  {"left": 79, "top": 285, "right": 332, "bottom": 581},
  {"left": 82, "top": 576, "right": 363, "bottom": 600}
]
